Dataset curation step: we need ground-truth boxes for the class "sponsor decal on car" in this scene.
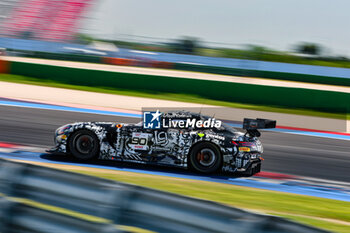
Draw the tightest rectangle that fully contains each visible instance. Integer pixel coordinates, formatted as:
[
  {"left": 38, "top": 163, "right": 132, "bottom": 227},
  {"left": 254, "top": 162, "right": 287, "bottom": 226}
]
[
  {"left": 128, "top": 132, "right": 151, "bottom": 150},
  {"left": 239, "top": 147, "right": 251, "bottom": 152},
  {"left": 206, "top": 134, "right": 225, "bottom": 140}
]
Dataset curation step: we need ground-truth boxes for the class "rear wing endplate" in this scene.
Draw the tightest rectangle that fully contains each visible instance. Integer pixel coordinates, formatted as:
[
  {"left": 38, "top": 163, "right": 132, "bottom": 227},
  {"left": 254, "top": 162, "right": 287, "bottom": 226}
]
[{"left": 243, "top": 118, "right": 276, "bottom": 130}]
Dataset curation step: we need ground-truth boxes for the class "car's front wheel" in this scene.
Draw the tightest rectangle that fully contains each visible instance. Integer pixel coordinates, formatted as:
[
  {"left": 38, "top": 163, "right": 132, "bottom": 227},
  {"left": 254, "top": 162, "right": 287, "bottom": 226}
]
[
  {"left": 189, "top": 142, "right": 222, "bottom": 173},
  {"left": 68, "top": 130, "right": 99, "bottom": 160}
]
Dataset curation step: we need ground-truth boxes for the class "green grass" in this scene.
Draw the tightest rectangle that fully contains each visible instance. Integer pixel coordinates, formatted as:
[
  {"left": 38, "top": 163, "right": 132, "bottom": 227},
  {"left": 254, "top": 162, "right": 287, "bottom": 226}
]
[
  {"left": 52, "top": 165, "right": 350, "bottom": 233},
  {"left": 273, "top": 214, "right": 350, "bottom": 233},
  {"left": 0, "top": 73, "right": 347, "bottom": 120}
]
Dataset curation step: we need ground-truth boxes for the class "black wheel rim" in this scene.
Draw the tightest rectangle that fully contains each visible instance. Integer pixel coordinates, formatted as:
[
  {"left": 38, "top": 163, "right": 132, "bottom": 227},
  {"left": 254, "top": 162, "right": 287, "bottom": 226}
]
[
  {"left": 196, "top": 148, "right": 216, "bottom": 167},
  {"left": 75, "top": 135, "right": 94, "bottom": 155}
]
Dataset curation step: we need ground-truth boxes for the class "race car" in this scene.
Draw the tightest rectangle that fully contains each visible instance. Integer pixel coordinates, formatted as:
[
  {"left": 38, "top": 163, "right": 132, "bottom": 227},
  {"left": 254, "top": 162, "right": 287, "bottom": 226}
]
[{"left": 48, "top": 111, "right": 275, "bottom": 175}]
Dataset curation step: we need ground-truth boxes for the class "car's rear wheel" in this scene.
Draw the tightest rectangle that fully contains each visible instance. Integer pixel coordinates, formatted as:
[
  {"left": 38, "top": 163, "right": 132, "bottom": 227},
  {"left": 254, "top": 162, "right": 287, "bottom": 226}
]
[
  {"left": 189, "top": 142, "right": 222, "bottom": 173},
  {"left": 68, "top": 130, "right": 99, "bottom": 160}
]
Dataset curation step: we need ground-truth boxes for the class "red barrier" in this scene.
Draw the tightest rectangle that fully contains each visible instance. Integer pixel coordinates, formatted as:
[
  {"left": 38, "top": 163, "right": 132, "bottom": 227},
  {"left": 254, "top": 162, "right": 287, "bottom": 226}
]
[
  {"left": 0, "top": 59, "right": 9, "bottom": 73},
  {"left": 103, "top": 57, "right": 174, "bottom": 69},
  {"left": 152, "top": 61, "right": 173, "bottom": 69},
  {"left": 103, "top": 57, "right": 136, "bottom": 66}
]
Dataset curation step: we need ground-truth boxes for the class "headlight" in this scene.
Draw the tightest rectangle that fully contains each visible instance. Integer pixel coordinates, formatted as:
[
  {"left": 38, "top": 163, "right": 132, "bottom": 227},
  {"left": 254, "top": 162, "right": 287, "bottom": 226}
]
[
  {"left": 57, "top": 125, "right": 71, "bottom": 135},
  {"left": 55, "top": 134, "right": 68, "bottom": 145}
]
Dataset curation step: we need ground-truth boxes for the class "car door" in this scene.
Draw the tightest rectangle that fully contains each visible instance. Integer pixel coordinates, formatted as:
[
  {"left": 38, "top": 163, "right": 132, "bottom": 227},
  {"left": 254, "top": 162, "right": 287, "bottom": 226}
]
[{"left": 122, "top": 125, "right": 153, "bottom": 161}]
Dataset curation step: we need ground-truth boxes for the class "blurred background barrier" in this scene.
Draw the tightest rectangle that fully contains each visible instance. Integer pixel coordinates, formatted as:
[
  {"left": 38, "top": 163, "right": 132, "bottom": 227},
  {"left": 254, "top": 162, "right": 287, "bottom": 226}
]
[
  {"left": 0, "top": 158, "right": 329, "bottom": 233},
  {"left": 6, "top": 48, "right": 175, "bottom": 69},
  {"left": 2, "top": 37, "right": 350, "bottom": 87},
  {"left": 6, "top": 60, "right": 350, "bottom": 114},
  {"left": 0, "top": 198, "right": 120, "bottom": 233},
  {"left": 4, "top": 47, "right": 350, "bottom": 87},
  {"left": 173, "top": 62, "right": 350, "bottom": 86},
  {"left": 5, "top": 47, "right": 350, "bottom": 86},
  {"left": 24, "top": 50, "right": 103, "bottom": 64}
]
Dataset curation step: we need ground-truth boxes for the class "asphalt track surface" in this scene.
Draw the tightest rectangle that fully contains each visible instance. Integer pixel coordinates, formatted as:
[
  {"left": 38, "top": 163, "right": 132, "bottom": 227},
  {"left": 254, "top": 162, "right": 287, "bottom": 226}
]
[{"left": 0, "top": 105, "right": 349, "bottom": 182}]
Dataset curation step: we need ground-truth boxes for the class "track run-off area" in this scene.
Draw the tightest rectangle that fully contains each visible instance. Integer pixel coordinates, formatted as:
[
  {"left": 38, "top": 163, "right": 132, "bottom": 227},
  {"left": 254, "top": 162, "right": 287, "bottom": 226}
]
[{"left": 0, "top": 98, "right": 349, "bottom": 202}]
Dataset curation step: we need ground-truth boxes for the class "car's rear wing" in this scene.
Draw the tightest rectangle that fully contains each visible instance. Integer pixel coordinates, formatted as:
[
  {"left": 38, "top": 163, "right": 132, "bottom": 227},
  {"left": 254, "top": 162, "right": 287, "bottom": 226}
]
[
  {"left": 243, "top": 118, "right": 276, "bottom": 130},
  {"left": 243, "top": 118, "right": 276, "bottom": 137}
]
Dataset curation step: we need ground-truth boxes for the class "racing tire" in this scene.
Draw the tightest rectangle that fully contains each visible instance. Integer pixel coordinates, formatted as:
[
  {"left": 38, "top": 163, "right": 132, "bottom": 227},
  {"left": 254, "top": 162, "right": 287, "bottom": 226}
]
[
  {"left": 68, "top": 130, "right": 99, "bottom": 161},
  {"left": 189, "top": 142, "right": 222, "bottom": 174}
]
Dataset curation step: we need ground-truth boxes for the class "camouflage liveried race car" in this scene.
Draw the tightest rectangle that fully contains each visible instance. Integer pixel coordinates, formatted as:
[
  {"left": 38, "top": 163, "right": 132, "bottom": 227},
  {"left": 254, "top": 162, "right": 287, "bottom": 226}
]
[{"left": 48, "top": 111, "right": 275, "bottom": 175}]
